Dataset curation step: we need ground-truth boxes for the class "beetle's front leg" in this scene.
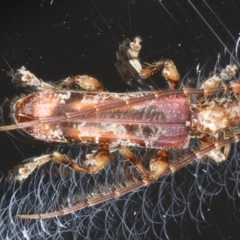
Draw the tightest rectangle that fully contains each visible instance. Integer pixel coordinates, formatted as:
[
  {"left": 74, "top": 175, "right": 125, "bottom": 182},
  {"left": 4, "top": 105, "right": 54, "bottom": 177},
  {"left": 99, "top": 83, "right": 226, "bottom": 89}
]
[
  {"left": 12, "top": 144, "right": 111, "bottom": 181},
  {"left": 200, "top": 137, "right": 231, "bottom": 163},
  {"left": 201, "top": 64, "right": 238, "bottom": 93}
]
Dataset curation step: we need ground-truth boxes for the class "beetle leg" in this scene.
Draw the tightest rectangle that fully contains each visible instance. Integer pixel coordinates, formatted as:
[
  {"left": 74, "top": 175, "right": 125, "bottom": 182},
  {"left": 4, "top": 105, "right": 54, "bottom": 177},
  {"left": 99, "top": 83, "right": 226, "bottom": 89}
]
[
  {"left": 149, "top": 150, "right": 169, "bottom": 180},
  {"left": 119, "top": 146, "right": 149, "bottom": 179},
  {"left": 141, "top": 60, "right": 180, "bottom": 89},
  {"left": 115, "top": 38, "right": 132, "bottom": 83},
  {"left": 126, "top": 37, "right": 180, "bottom": 89},
  {"left": 8, "top": 67, "right": 56, "bottom": 91},
  {"left": 11, "top": 154, "right": 56, "bottom": 181},
  {"left": 12, "top": 144, "right": 111, "bottom": 181},
  {"left": 9, "top": 66, "right": 104, "bottom": 92},
  {"left": 13, "top": 153, "right": 91, "bottom": 182},
  {"left": 201, "top": 64, "right": 238, "bottom": 92},
  {"left": 83, "top": 144, "right": 111, "bottom": 174},
  {"left": 116, "top": 37, "right": 181, "bottom": 89},
  {"left": 115, "top": 37, "right": 146, "bottom": 90},
  {"left": 119, "top": 146, "right": 170, "bottom": 182},
  {"left": 170, "top": 137, "right": 236, "bottom": 175},
  {"left": 200, "top": 137, "right": 230, "bottom": 163},
  {"left": 58, "top": 75, "right": 104, "bottom": 91}
]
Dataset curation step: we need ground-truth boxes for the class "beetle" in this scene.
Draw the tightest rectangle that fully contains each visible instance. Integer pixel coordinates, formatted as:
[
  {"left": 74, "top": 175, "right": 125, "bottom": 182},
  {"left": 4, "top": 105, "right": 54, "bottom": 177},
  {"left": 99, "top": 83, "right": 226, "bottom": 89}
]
[{"left": 1, "top": 37, "right": 240, "bottom": 219}]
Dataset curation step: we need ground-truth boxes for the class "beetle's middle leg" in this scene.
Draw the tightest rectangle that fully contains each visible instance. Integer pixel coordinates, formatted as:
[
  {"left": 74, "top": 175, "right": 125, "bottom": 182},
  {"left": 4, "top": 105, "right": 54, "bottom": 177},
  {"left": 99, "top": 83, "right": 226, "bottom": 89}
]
[
  {"left": 119, "top": 146, "right": 169, "bottom": 181},
  {"left": 140, "top": 60, "right": 181, "bottom": 89},
  {"left": 58, "top": 75, "right": 104, "bottom": 91},
  {"left": 116, "top": 37, "right": 181, "bottom": 89},
  {"left": 13, "top": 144, "right": 111, "bottom": 181}
]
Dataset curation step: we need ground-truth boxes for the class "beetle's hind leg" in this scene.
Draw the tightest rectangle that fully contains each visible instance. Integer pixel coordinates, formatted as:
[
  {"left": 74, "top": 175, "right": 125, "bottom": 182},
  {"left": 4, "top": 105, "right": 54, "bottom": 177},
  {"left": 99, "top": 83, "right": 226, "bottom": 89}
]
[
  {"left": 8, "top": 67, "right": 56, "bottom": 91},
  {"left": 11, "top": 144, "right": 111, "bottom": 181},
  {"left": 8, "top": 66, "right": 104, "bottom": 92}
]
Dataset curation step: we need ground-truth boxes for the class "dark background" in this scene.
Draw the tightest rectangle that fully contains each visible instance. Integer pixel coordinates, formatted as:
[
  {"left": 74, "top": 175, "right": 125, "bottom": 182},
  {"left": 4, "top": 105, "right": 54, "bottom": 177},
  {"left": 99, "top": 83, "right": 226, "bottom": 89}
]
[{"left": 0, "top": 1, "right": 240, "bottom": 239}]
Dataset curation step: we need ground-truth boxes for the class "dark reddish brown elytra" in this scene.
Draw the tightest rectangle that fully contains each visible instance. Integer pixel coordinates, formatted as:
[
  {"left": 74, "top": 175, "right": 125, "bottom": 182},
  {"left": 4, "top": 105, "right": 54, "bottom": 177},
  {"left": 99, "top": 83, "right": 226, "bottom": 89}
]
[{"left": 1, "top": 37, "right": 240, "bottom": 219}]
